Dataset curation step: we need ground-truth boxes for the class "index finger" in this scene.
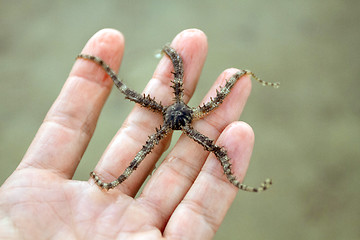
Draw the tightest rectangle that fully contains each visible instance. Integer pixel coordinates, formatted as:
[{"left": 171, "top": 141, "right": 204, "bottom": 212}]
[{"left": 18, "top": 29, "right": 124, "bottom": 178}]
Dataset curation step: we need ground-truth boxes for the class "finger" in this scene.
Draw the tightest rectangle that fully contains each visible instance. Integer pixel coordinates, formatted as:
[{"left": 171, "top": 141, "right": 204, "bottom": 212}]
[
  {"left": 139, "top": 68, "right": 252, "bottom": 225},
  {"left": 164, "top": 122, "right": 254, "bottom": 239},
  {"left": 18, "top": 29, "right": 124, "bottom": 178},
  {"left": 93, "top": 29, "right": 208, "bottom": 196}
]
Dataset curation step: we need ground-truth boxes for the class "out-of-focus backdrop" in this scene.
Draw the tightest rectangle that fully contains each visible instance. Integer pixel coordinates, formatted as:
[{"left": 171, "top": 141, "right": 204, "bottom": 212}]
[{"left": 1, "top": 1, "right": 359, "bottom": 239}]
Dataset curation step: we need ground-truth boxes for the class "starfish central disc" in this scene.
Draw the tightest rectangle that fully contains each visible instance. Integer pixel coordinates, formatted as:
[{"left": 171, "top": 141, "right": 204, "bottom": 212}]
[{"left": 164, "top": 102, "right": 193, "bottom": 130}]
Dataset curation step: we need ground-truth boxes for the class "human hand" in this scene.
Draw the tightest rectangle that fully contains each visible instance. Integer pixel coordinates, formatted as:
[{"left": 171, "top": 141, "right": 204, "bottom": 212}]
[{"left": 0, "top": 29, "right": 256, "bottom": 239}]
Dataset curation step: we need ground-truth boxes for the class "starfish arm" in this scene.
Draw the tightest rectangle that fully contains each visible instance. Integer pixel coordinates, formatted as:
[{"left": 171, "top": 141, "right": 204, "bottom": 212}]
[
  {"left": 162, "top": 45, "right": 184, "bottom": 103},
  {"left": 90, "top": 125, "right": 171, "bottom": 190},
  {"left": 192, "top": 71, "right": 245, "bottom": 119},
  {"left": 192, "top": 70, "right": 280, "bottom": 119},
  {"left": 181, "top": 125, "right": 272, "bottom": 192},
  {"left": 77, "top": 54, "right": 164, "bottom": 112},
  {"left": 124, "top": 90, "right": 165, "bottom": 113}
]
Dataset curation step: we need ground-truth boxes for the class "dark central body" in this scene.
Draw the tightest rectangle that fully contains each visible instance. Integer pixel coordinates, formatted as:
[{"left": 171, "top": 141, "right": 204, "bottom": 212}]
[{"left": 164, "top": 102, "right": 193, "bottom": 130}]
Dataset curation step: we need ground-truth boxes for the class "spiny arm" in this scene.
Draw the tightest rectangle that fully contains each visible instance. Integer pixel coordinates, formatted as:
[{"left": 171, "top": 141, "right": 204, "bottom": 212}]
[
  {"left": 182, "top": 125, "right": 272, "bottom": 192},
  {"left": 192, "top": 70, "right": 279, "bottom": 120},
  {"left": 162, "top": 45, "right": 184, "bottom": 103},
  {"left": 77, "top": 54, "right": 164, "bottom": 113},
  {"left": 91, "top": 125, "right": 171, "bottom": 190}
]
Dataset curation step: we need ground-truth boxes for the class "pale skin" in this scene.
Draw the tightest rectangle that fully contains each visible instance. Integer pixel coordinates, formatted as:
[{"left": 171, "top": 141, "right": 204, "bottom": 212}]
[{"left": 0, "top": 29, "right": 257, "bottom": 240}]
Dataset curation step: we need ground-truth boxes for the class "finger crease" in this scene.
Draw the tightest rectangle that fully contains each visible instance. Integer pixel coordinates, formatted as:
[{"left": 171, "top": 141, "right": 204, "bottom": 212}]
[
  {"left": 181, "top": 198, "right": 219, "bottom": 235},
  {"left": 162, "top": 155, "right": 199, "bottom": 184}
]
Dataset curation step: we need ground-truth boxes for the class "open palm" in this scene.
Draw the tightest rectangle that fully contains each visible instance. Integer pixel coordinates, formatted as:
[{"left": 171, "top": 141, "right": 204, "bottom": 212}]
[{"left": 0, "top": 29, "right": 256, "bottom": 240}]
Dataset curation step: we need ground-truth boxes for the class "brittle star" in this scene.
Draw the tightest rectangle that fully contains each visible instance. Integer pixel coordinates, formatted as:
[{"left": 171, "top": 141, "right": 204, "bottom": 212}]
[{"left": 77, "top": 45, "right": 279, "bottom": 192}]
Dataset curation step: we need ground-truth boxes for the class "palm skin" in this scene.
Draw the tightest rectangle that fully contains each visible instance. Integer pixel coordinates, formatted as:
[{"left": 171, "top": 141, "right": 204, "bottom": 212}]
[
  {"left": 1, "top": 169, "right": 172, "bottom": 239},
  {"left": 0, "top": 29, "right": 258, "bottom": 240}
]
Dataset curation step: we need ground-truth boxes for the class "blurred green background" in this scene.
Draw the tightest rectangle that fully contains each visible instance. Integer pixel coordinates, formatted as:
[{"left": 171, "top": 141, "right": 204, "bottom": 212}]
[{"left": 1, "top": 0, "right": 359, "bottom": 239}]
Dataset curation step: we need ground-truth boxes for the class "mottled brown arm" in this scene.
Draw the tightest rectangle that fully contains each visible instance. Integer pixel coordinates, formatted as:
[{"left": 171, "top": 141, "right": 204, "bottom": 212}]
[
  {"left": 182, "top": 125, "right": 272, "bottom": 192},
  {"left": 77, "top": 54, "right": 164, "bottom": 113},
  {"left": 162, "top": 45, "right": 184, "bottom": 103},
  {"left": 91, "top": 124, "right": 171, "bottom": 190},
  {"left": 192, "top": 70, "right": 279, "bottom": 119}
]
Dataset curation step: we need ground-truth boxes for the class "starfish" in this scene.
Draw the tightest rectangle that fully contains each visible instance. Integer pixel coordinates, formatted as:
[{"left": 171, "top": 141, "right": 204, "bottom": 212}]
[{"left": 77, "top": 45, "right": 279, "bottom": 192}]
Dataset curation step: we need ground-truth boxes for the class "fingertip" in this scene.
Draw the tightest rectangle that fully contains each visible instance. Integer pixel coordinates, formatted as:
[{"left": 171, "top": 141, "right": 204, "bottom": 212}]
[
  {"left": 85, "top": 28, "right": 125, "bottom": 53},
  {"left": 222, "top": 121, "right": 255, "bottom": 147},
  {"left": 172, "top": 28, "right": 208, "bottom": 53},
  {"left": 94, "top": 28, "right": 125, "bottom": 41},
  {"left": 81, "top": 29, "right": 124, "bottom": 61},
  {"left": 72, "top": 28, "right": 125, "bottom": 87},
  {"left": 174, "top": 28, "right": 207, "bottom": 42},
  {"left": 217, "top": 121, "right": 255, "bottom": 179}
]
